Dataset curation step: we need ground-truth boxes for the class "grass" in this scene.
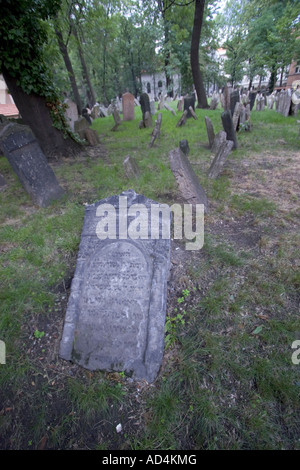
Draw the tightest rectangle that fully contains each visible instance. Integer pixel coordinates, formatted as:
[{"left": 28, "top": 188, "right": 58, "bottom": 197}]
[{"left": 0, "top": 101, "right": 300, "bottom": 450}]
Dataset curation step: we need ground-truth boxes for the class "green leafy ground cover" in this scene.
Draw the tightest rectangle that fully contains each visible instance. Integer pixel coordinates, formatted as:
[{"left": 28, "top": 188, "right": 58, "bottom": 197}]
[{"left": 0, "top": 103, "right": 299, "bottom": 450}]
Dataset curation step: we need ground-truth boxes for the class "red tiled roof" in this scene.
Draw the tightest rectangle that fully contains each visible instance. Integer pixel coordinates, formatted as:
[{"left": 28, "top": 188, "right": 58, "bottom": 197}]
[{"left": 0, "top": 104, "right": 20, "bottom": 117}]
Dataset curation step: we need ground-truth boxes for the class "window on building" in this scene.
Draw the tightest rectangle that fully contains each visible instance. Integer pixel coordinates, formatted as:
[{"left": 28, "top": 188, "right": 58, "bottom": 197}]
[
  {"left": 158, "top": 80, "right": 162, "bottom": 88},
  {"left": 147, "top": 82, "right": 151, "bottom": 93},
  {"left": 295, "top": 62, "right": 300, "bottom": 74}
]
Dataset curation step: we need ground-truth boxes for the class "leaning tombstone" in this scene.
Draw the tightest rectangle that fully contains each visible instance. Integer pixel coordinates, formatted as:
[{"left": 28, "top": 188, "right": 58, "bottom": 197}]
[
  {"left": 207, "top": 140, "right": 234, "bottom": 179},
  {"left": 59, "top": 189, "right": 171, "bottom": 383},
  {"left": 209, "top": 96, "right": 219, "bottom": 110},
  {"left": 122, "top": 92, "right": 135, "bottom": 121},
  {"left": 149, "top": 113, "right": 162, "bottom": 148},
  {"left": 232, "top": 102, "right": 243, "bottom": 130},
  {"left": 221, "top": 110, "right": 238, "bottom": 149},
  {"left": 176, "top": 110, "right": 188, "bottom": 127},
  {"left": 211, "top": 130, "right": 227, "bottom": 155},
  {"left": 111, "top": 106, "right": 122, "bottom": 131},
  {"left": 0, "top": 122, "right": 64, "bottom": 207},
  {"left": 204, "top": 116, "right": 215, "bottom": 149},
  {"left": 123, "top": 155, "right": 140, "bottom": 178},
  {"left": 164, "top": 103, "right": 176, "bottom": 116},
  {"left": 230, "top": 90, "right": 240, "bottom": 116},
  {"left": 169, "top": 147, "right": 208, "bottom": 211}
]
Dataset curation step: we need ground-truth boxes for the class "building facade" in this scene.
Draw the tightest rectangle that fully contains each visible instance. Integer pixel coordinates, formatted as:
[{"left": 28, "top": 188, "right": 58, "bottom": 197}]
[{"left": 140, "top": 72, "right": 181, "bottom": 100}]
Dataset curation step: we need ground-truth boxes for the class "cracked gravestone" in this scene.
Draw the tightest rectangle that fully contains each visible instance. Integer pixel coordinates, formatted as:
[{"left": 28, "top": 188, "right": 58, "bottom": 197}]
[
  {"left": 59, "top": 190, "right": 171, "bottom": 383},
  {"left": 169, "top": 147, "right": 209, "bottom": 212},
  {"left": 0, "top": 122, "right": 64, "bottom": 207}
]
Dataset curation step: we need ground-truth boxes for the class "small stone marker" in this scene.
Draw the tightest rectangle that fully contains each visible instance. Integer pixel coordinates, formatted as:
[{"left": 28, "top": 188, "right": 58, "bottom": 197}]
[
  {"left": 74, "top": 117, "right": 90, "bottom": 139},
  {"left": 177, "top": 98, "right": 184, "bottom": 111},
  {"left": 122, "top": 92, "right": 135, "bottom": 121},
  {"left": 169, "top": 147, "right": 208, "bottom": 211},
  {"left": 123, "top": 155, "right": 140, "bottom": 178},
  {"left": 204, "top": 116, "right": 215, "bottom": 149},
  {"left": 111, "top": 107, "right": 122, "bottom": 131},
  {"left": 221, "top": 110, "right": 238, "bottom": 149},
  {"left": 179, "top": 139, "right": 190, "bottom": 155},
  {"left": 0, "top": 122, "right": 64, "bottom": 207},
  {"left": 207, "top": 140, "right": 234, "bottom": 179},
  {"left": 59, "top": 189, "right": 171, "bottom": 383},
  {"left": 91, "top": 104, "right": 100, "bottom": 120},
  {"left": 277, "top": 89, "right": 292, "bottom": 117},
  {"left": 64, "top": 99, "right": 79, "bottom": 131}
]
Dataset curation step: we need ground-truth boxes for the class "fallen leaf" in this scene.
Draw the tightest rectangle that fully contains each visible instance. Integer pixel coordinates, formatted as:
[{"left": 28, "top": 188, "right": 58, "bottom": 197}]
[{"left": 252, "top": 326, "right": 263, "bottom": 335}]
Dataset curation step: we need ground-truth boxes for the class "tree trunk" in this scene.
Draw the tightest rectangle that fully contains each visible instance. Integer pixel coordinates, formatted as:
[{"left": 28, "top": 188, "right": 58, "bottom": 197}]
[
  {"left": 191, "top": 0, "right": 208, "bottom": 109},
  {"left": 71, "top": 23, "right": 96, "bottom": 108},
  {"left": 54, "top": 26, "right": 83, "bottom": 115},
  {"left": 2, "top": 69, "right": 82, "bottom": 160}
]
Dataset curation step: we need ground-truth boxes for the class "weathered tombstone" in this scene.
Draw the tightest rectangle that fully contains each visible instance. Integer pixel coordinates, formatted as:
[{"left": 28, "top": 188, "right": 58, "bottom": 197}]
[
  {"left": 176, "top": 110, "right": 188, "bottom": 127},
  {"left": 232, "top": 102, "right": 243, "bottom": 130},
  {"left": 177, "top": 97, "right": 184, "bottom": 112},
  {"left": 256, "top": 93, "right": 265, "bottom": 111},
  {"left": 111, "top": 107, "right": 122, "bottom": 131},
  {"left": 249, "top": 91, "right": 256, "bottom": 111},
  {"left": 149, "top": 113, "right": 162, "bottom": 148},
  {"left": 122, "top": 92, "right": 135, "bottom": 121},
  {"left": 277, "top": 89, "right": 292, "bottom": 117},
  {"left": 99, "top": 106, "right": 108, "bottom": 117},
  {"left": 150, "top": 100, "right": 156, "bottom": 116},
  {"left": 164, "top": 103, "right": 176, "bottom": 116},
  {"left": 91, "top": 104, "right": 100, "bottom": 120},
  {"left": 143, "top": 111, "right": 153, "bottom": 128},
  {"left": 211, "top": 130, "right": 227, "bottom": 155},
  {"left": 84, "top": 128, "right": 100, "bottom": 146},
  {"left": 209, "top": 96, "right": 219, "bottom": 110},
  {"left": 230, "top": 90, "right": 240, "bottom": 116},
  {"left": 74, "top": 116, "right": 90, "bottom": 139},
  {"left": 179, "top": 139, "right": 190, "bottom": 155},
  {"left": 204, "top": 116, "right": 215, "bottom": 149},
  {"left": 221, "top": 110, "right": 238, "bottom": 149},
  {"left": 184, "top": 94, "right": 196, "bottom": 118},
  {"left": 82, "top": 108, "right": 92, "bottom": 124},
  {"left": 223, "top": 84, "right": 232, "bottom": 111},
  {"left": 64, "top": 99, "right": 79, "bottom": 131},
  {"left": 140, "top": 93, "right": 151, "bottom": 120},
  {"left": 59, "top": 189, "right": 171, "bottom": 383},
  {"left": 169, "top": 147, "right": 209, "bottom": 211},
  {"left": 239, "top": 105, "right": 246, "bottom": 125},
  {"left": 123, "top": 155, "right": 140, "bottom": 178},
  {"left": 189, "top": 106, "right": 197, "bottom": 120},
  {"left": 0, "top": 122, "right": 64, "bottom": 207},
  {"left": 207, "top": 140, "right": 234, "bottom": 179}
]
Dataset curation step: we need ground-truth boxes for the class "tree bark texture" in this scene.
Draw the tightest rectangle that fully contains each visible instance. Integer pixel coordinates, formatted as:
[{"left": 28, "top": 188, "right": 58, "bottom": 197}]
[
  {"left": 54, "top": 26, "right": 83, "bottom": 115},
  {"left": 2, "top": 69, "right": 82, "bottom": 160},
  {"left": 191, "top": 0, "right": 208, "bottom": 109}
]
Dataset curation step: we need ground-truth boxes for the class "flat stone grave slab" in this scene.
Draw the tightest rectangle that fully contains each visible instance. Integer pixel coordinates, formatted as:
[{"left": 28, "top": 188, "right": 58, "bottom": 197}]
[
  {"left": 0, "top": 122, "right": 64, "bottom": 207},
  {"left": 59, "top": 190, "right": 171, "bottom": 383}
]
